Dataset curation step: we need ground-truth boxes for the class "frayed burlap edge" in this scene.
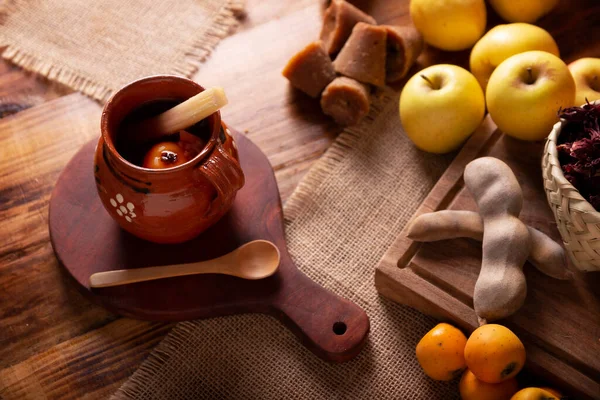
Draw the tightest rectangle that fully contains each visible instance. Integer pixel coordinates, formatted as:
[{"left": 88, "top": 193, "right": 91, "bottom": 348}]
[
  {"left": 0, "top": 0, "right": 246, "bottom": 104},
  {"left": 284, "top": 91, "right": 394, "bottom": 222},
  {"left": 110, "top": 89, "right": 395, "bottom": 400}
]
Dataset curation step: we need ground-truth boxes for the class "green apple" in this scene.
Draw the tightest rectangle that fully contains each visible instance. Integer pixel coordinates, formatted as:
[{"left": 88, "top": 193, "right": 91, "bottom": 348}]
[
  {"left": 568, "top": 58, "right": 600, "bottom": 106},
  {"left": 489, "top": 0, "right": 559, "bottom": 23},
  {"left": 470, "top": 23, "right": 559, "bottom": 91},
  {"left": 400, "top": 64, "right": 485, "bottom": 154},
  {"left": 486, "top": 51, "right": 575, "bottom": 141}
]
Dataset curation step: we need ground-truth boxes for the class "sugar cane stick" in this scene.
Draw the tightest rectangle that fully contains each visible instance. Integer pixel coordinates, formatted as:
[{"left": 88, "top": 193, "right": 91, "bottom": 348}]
[{"left": 129, "top": 87, "right": 228, "bottom": 143}]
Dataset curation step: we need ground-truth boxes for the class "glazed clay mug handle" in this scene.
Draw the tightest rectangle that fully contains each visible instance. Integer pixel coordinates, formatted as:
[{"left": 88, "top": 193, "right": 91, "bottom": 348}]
[{"left": 199, "top": 143, "right": 245, "bottom": 217}]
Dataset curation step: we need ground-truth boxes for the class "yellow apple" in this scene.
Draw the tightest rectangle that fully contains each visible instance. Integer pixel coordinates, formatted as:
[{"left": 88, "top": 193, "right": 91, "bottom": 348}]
[
  {"left": 486, "top": 51, "right": 575, "bottom": 141},
  {"left": 470, "top": 23, "right": 559, "bottom": 90},
  {"left": 511, "top": 388, "right": 562, "bottom": 400},
  {"left": 568, "top": 58, "right": 600, "bottom": 106},
  {"left": 400, "top": 64, "right": 485, "bottom": 153},
  {"left": 410, "top": 0, "right": 486, "bottom": 51},
  {"left": 489, "top": 0, "right": 559, "bottom": 23}
]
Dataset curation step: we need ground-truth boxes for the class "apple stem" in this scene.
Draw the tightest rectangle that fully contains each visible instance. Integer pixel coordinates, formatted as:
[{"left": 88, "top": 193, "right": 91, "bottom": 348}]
[
  {"left": 420, "top": 74, "right": 438, "bottom": 89},
  {"left": 526, "top": 67, "right": 534, "bottom": 84}
]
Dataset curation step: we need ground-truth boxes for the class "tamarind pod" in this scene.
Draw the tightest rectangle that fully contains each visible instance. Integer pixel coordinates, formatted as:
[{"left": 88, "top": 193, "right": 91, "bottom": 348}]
[
  {"left": 464, "top": 157, "right": 530, "bottom": 323},
  {"left": 407, "top": 210, "right": 571, "bottom": 280}
]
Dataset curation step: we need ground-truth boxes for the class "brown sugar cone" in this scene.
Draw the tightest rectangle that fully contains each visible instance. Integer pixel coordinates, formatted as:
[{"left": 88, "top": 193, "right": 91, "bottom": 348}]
[
  {"left": 383, "top": 25, "right": 424, "bottom": 83},
  {"left": 333, "top": 23, "right": 387, "bottom": 87},
  {"left": 320, "top": 0, "right": 376, "bottom": 54},
  {"left": 282, "top": 41, "right": 336, "bottom": 98},
  {"left": 320, "top": 77, "right": 370, "bottom": 126}
]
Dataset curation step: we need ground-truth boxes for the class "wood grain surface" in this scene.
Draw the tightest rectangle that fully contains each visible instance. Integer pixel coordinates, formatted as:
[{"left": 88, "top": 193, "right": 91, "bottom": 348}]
[
  {"left": 375, "top": 116, "right": 600, "bottom": 400},
  {"left": 1, "top": 0, "right": 599, "bottom": 398},
  {"left": 49, "top": 129, "right": 369, "bottom": 361}
]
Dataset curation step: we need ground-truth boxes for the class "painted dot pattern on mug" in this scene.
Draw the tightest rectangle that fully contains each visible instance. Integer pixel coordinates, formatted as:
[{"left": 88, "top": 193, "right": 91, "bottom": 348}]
[{"left": 109, "top": 193, "right": 137, "bottom": 222}]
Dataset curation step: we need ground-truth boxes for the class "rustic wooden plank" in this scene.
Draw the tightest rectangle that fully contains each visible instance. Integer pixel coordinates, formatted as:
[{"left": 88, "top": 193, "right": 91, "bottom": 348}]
[
  {"left": 0, "top": 94, "right": 120, "bottom": 371},
  {"left": 374, "top": 119, "right": 600, "bottom": 399},
  {"left": 0, "top": 319, "right": 172, "bottom": 400},
  {"left": 1, "top": 0, "right": 599, "bottom": 398},
  {"left": 194, "top": 3, "right": 338, "bottom": 203},
  {"left": 0, "top": 2, "right": 369, "bottom": 396},
  {"left": 0, "top": 3, "right": 342, "bottom": 373},
  {"left": 0, "top": 61, "right": 70, "bottom": 113},
  {"left": 236, "top": 0, "right": 318, "bottom": 32},
  {"left": 238, "top": 0, "right": 412, "bottom": 32},
  {"left": 194, "top": 0, "right": 417, "bottom": 201},
  {"left": 413, "top": 145, "right": 600, "bottom": 377}
]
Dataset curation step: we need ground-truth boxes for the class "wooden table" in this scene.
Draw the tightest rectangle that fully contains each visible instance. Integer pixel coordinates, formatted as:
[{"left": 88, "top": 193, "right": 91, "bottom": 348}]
[{"left": 1, "top": 1, "right": 598, "bottom": 398}]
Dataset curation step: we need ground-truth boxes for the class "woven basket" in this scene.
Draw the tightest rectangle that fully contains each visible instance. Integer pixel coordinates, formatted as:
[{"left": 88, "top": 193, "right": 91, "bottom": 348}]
[{"left": 542, "top": 120, "right": 600, "bottom": 272}]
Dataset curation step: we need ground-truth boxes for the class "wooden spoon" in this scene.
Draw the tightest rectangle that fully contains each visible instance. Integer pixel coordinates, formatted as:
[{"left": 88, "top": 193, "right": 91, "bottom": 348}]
[{"left": 89, "top": 240, "right": 280, "bottom": 288}]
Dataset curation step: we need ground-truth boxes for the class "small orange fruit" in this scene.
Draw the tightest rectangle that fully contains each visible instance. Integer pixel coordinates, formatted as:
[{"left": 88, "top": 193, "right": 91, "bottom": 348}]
[
  {"left": 465, "top": 324, "right": 526, "bottom": 383},
  {"left": 511, "top": 387, "right": 561, "bottom": 400},
  {"left": 459, "top": 369, "right": 519, "bottom": 400},
  {"left": 142, "top": 141, "right": 189, "bottom": 169},
  {"left": 416, "top": 322, "right": 467, "bottom": 381}
]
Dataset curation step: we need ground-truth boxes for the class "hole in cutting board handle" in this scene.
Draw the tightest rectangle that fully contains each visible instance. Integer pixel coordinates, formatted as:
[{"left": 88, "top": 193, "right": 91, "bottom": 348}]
[{"left": 333, "top": 321, "right": 347, "bottom": 335}]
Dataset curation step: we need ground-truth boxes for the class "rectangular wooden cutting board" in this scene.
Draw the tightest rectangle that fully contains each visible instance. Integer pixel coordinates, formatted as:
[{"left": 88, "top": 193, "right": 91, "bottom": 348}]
[{"left": 375, "top": 116, "right": 600, "bottom": 400}]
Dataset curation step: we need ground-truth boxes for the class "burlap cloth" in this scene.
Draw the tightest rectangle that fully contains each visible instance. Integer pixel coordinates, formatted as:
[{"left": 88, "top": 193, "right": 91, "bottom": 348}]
[
  {"left": 112, "top": 93, "right": 459, "bottom": 399},
  {"left": 0, "top": 0, "right": 245, "bottom": 103},
  {"left": 1, "top": 1, "right": 461, "bottom": 397}
]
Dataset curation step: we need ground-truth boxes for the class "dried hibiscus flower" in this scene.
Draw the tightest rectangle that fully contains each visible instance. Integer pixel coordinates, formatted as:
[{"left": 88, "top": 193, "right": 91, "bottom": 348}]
[{"left": 557, "top": 101, "right": 600, "bottom": 210}]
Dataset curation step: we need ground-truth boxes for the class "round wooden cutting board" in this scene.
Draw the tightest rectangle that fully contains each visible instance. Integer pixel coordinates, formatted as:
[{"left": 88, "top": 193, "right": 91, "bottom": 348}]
[{"left": 48, "top": 129, "right": 370, "bottom": 362}]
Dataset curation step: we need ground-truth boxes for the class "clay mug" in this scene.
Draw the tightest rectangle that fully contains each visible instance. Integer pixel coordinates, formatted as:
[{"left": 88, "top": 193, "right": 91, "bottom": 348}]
[{"left": 94, "top": 75, "right": 245, "bottom": 244}]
